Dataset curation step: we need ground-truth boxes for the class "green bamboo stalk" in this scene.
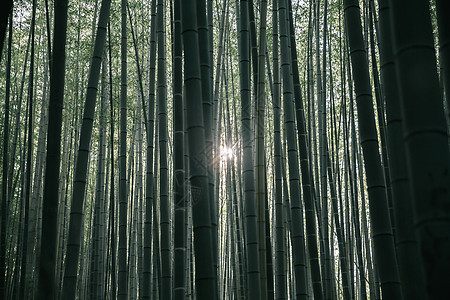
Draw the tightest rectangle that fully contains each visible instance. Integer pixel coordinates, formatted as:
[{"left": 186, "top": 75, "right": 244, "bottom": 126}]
[
  {"left": 0, "top": 11, "right": 12, "bottom": 300},
  {"left": 435, "top": 0, "right": 450, "bottom": 123},
  {"left": 143, "top": 0, "right": 157, "bottom": 298},
  {"left": 343, "top": 0, "right": 402, "bottom": 297},
  {"left": 180, "top": 1, "right": 218, "bottom": 298},
  {"left": 36, "top": 0, "right": 68, "bottom": 297},
  {"left": 287, "top": 0, "right": 324, "bottom": 298},
  {"left": 255, "top": 0, "right": 268, "bottom": 298},
  {"left": 173, "top": 0, "right": 186, "bottom": 298},
  {"left": 272, "top": 1, "right": 287, "bottom": 298},
  {"left": 60, "top": 0, "right": 111, "bottom": 297},
  {"left": 377, "top": 1, "right": 427, "bottom": 298},
  {"left": 196, "top": 0, "right": 218, "bottom": 290},
  {"left": 279, "top": 0, "right": 309, "bottom": 297},
  {"left": 238, "top": 0, "right": 261, "bottom": 298},
  {"left": 389, "top": 0, "right": 450, "bottom": 297},
  {"left": 117, "top": 0, "right": 128, "bottom": 297}
]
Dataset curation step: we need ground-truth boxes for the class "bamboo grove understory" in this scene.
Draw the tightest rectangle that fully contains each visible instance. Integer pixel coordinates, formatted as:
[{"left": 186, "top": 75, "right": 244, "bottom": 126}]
[{"left": 0, "top": 0, "right": 449, "bottom": 299}]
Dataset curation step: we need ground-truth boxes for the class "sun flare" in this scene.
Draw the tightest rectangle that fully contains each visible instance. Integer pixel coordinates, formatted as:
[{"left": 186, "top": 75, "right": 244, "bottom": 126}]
[{"left": 220, "top": 145, "right": 234, "bottom": 160}]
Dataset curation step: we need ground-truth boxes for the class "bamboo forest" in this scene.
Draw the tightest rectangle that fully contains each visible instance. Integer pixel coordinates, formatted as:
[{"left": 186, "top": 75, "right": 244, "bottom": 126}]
[{"left": 1, "top": 0, "right": 450, "bottom": 299}]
